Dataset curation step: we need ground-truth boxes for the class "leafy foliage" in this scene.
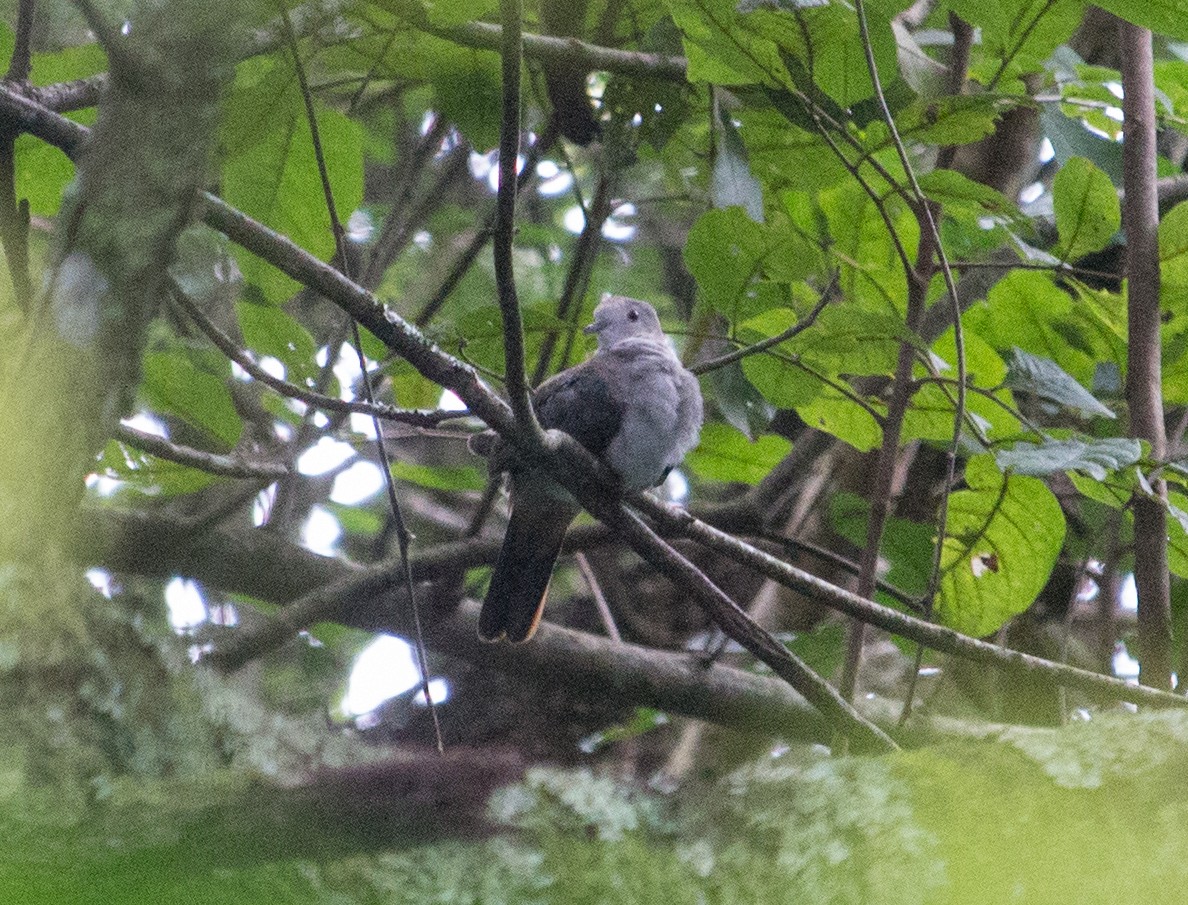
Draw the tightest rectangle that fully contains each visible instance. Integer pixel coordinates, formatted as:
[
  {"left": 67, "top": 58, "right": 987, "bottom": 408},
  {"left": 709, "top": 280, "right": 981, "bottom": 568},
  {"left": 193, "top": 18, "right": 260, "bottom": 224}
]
[{"left": 3, "top": 0, "right": 1188, "bottom": 898}]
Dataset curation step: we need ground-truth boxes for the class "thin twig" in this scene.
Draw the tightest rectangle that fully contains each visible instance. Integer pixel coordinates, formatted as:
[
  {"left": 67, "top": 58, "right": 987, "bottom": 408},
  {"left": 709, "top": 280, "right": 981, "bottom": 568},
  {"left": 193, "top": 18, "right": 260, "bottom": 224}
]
[
  {"left": 277, "top": 5, "right": 443, "bottom": 747},
  {"left": 531, "top": 171, "right": 613, "bottom": 384},
  {"left": 690, "top": 279, "right": 833, "bottom": 375},
  {"left": 576, "top": 551, "right": 622, "bottom": 642},
  {"left": 1119, "top": 20, "right": 1172, "bottom": 690},
  {"left": 754, "top": 531, "right": 921, "bottom": 612},
  {"left": 414, "top": 134, "right": 548, "bottom": 327},
  {"left": 169, "top": 284, "right": 462, "bottom": 427},
  {"left": 494, "top": 0, "right": 538, "bottom": 432},
  {"left": 636, "top": 494, "right": 1188, "bottom": 711},
  {"left": 848, "top": 0, "right": 967, "bottom": 720},
  {"left": 115, "top": 424, "right": 290, "bottom": 480}
]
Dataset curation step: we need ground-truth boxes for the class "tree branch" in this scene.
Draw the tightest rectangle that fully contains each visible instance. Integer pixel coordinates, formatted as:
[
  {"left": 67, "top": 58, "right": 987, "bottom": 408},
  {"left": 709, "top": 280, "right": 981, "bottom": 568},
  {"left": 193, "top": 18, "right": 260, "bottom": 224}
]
[
  {"left": 493, "top": 0, "right": 538, "bottom": 432},
  {"left": 1119, "top": 20, "right": 1172, "bottom": 690},
  {"left": 391, "top": 3, "right": 688, "bottom": 82},
  {"left": 689, "top": 282, "right": 833, "bottom": 376},
  {"left": 0, "top": 0, "right": 35, "bottom": 308},
  {"left": 114, "top": 424, "right": 290, "bottom": 480},
  {"left": 634, "top": 493, "right": 1188, "bottom": 711},
  {"left": 169, "top": 282, "right": 462, "bottom": 428},
  {"left": 77, "top": 507, "right": 830, "bottom": 746}
]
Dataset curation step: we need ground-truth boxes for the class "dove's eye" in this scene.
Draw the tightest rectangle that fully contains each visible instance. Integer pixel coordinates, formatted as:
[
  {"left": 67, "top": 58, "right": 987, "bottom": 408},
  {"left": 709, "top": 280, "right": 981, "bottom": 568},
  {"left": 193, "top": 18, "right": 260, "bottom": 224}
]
[{"left": 627, "top": 308, "right": 640, "bottom": 321}]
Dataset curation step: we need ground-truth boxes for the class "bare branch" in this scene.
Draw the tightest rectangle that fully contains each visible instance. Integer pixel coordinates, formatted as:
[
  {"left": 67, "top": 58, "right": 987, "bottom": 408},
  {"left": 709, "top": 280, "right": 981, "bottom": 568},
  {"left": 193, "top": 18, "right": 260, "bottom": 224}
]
[
  {"left": 493, "top": 0, "right": 538, "bottom": 432},
  {"left": 1120, "top": 20, "right": 1172, "bottom": 689},
  {"left": 391, "top": 3, "right": 688, "bottom": 82},
  {"left": 635, "top": 494, "right": 1188, "bottom": 711},
  {"left": 114, "top": 424, "right": 290, "bottom": 480},
  {"left": 169, "top": 285, "right": 462, "bottom": 428},
  {"left": 690, "top": 281, "right": 833, "bottom": 376}
]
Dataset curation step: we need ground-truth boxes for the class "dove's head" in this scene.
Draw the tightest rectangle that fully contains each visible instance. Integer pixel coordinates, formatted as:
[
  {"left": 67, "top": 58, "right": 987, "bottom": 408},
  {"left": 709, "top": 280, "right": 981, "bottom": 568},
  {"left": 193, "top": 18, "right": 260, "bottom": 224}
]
[{"left": 584, "top": 295, "right": 665, "bottom": 350}]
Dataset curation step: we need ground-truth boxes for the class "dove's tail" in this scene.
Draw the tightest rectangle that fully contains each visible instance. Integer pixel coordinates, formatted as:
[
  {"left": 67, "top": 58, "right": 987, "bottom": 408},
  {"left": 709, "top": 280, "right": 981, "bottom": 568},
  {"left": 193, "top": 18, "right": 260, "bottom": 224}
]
[{"left": 479, "top": 485, "right": 576, "bottom": 643}]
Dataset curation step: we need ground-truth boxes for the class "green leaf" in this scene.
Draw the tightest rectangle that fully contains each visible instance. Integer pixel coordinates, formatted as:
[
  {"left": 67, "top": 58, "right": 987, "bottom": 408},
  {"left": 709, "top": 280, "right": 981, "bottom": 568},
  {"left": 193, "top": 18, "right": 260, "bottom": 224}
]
[
  {"left": 819, "top": 180, "right": 916, "bottom": 313},
  {"left": 880, "top": 95, "right": 1020, "bottom": 148},
  {"left": 1167, "top": 491, "right": 1188, "bottom": 578},
  {"left": 14, "top": 136, "right": 76, "bottom": 217},
  {"left": 1090, "top": 0, "right": 1188, "bottom": 41},
  {"left": 903, "top": 328, "right": 1020, "bottom": 443},
  {"left": 668, "top": 0, "right": 788, "bottom": 87},
  {"left": 783, "top": 304, "right": 914, "bottom": 377},
  {"left": 1068, "top": 469, "right": 1134, "bottom": 508},
  {"left": 237, "top": 302, "right": 320, "bottom": 386},
  {"left": 741, "top": 0, "right": 902, "bottom": 107},
  {"left": 747, "top": 111, "right": 851, "bottom": 193},
  {"left": 795, "top": 387, "right": 883, "bottom": 453},
  {"left": 29, "top": 37, "right": 106, "bottom": 86},
  {"left": 425, "top": 0, "right": 498, "bottom": 27},
  {"left": 965, "top": 270, "right": 1075, "bottom": 363},
  {"left": 740, "top": 350, "right": 819, "bottom": 408},
  {"left": 937, "top": 454, "right": 1066, "bottom": 637},
  {"left": 390, "top": 461, "right": 486, "bottom": 491},
  {"left": 712, "top": 93, "right": 764, "bottom": 222},
  {"left": 785, "top": 622, "right": 846, "bottom": 682},
  {"left": 1006, "top": 347, "right": 1115, "bottom": 419},
  {"left": 918, "top": 168, "right": 1028, "bottom": 233},
  {"left": 947, "top": 0, "right": 1087, "bottom": 82},
  {"left": 1159, "top": 200, "right": 1188, "bottom": 291},
  {"left": 453, "top": 304, "right": 577, "bottom": 376},
  {"left": 685, "top": 423, "right": 791, "bottom": 484},
  {"left": 386, "top": 359, "right": 452, "bottom": 411},
  {"left": 880, "top": 517, "right": 936, "bottom": 600},
  {"left": 95, "top": 439, "right": 220, "bottom": 497},
  {"left": 580, "top": 708, "right": 669, "bottom": 752},
  {"left": 141, "top": 350, "right": 243, "bottom": 448},
  {"left": 602, "top": 73, "right": 693, "bottom": 152},
  {"left": 684, "top": 208, "right": 777, "bottom": 321},
  {"left": 707, "top": 361, "right": 777, "bottom": 440},
  {"left": 426, "top": 43, "right": 502, "bottom": 150},
  {"left": 1052, "top": 157, "right": 1120, "bottom": 260},
  {"left": 14, "top": 34, "right": 107, "bottom": 216},
  {"left": 221, "top": 58, "right": 364, "bottom": 304},
  {"left": 326, "top": 501, "right": 383, "bottom": 536},
  {"left": 994, "top": 437, "right": 1142, "bottom": 480}
]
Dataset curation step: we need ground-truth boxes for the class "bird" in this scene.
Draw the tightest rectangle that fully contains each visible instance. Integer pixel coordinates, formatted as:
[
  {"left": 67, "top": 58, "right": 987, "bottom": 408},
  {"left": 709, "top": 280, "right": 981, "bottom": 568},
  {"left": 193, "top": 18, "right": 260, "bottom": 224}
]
[{"left": 477, "top": 295, "right": 703, "bottom": 643}]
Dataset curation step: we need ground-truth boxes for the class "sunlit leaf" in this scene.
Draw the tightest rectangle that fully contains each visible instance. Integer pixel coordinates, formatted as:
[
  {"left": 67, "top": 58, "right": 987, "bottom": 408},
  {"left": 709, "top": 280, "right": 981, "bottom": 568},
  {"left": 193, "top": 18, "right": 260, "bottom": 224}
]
[
  {"left": 141, "top": 349, "right": 243, "bottom": 448},
  {"left": 685, "top": 208, "right": 781, "bottom": 320},
  {"left": 1052, "top": 157, "right": 1121, "bottom": 261},
  {"left": 948, "top": 0, "right": 1087, "bottom": 84},
  {"left": 221, "top": 58, "right": 364, "bottom": 304},
  {"left": 795, "top": 386, "right": 883, "bottom": 453},
  {"left": 937, "top": 454, "right": 1066, "bottom": 637},
  {"left": 390, "top": 461, "right": 486, "bottom": 491},
  {"left": 1006, "top": 347, "right": 1115, "bottom": 419},
  {"left": 995, "top": 437, "right": 1142, "bottom": 480},
  {"left": 685, "top": 422, "right": 791, "bottom": 484},
  {"left": 903, "top": 328, "right": 1020, "bottom": 442}
]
